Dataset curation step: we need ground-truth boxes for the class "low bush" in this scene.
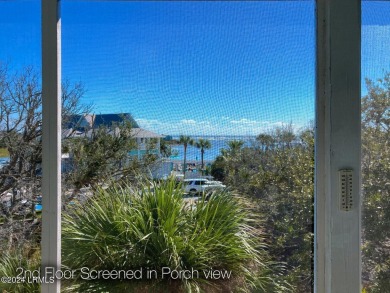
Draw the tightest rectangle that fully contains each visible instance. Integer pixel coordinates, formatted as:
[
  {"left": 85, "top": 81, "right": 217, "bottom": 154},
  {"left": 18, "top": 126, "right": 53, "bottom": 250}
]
[
  {"left": 62, "top": 179, "right": 291, "bottom": 292},
  {"left": 0, "top": 246, "right": 40, "bottom": 293}
]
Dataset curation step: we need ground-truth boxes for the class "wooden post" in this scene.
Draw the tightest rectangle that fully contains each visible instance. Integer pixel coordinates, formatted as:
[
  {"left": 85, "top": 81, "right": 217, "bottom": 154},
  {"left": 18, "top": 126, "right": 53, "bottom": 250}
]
[
  {"left": 316, "top": 0, "right": 361, "bottom": 292},
  {"left": 41, "top": 0, "right": 61, "bottom": 292}
]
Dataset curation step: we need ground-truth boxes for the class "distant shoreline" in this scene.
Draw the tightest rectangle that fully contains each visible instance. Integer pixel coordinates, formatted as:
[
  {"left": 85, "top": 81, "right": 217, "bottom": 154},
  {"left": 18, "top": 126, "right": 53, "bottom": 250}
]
[{"left": 164, "top": 158, "right": 214, "bottom": 164}]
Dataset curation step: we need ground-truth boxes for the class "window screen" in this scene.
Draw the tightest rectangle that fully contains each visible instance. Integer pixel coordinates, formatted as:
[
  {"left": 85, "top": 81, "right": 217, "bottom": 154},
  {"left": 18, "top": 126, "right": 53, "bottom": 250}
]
[
  {"left": 0, "top": 1, "right": 42, "bottom": 292},
  {"left": 1, "top": 1, "right": 315, "bottom": 292},
  {"left": 362, "top": 2, "right": 390, "bottom": 292},
  {"left": 60, "top": 1, "right": 315, "bottom": 292}
]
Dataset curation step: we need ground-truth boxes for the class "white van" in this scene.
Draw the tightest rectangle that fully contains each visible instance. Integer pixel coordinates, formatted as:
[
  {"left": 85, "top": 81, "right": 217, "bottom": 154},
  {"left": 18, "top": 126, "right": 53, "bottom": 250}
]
[{"left": 183, "top": 178, "right": 225, "bottom": 195}]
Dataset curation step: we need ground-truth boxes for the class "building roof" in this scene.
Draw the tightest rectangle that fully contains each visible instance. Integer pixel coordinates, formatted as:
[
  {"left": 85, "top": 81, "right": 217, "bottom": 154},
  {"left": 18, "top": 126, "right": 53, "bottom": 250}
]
[
  {"left": 62, "top": 113, "right": 165, "bottom": 140},
  {"left": 62, "top": 127, "right": 163, "bottom": 139},
  {"left": 63, "top": 113, "right": 139, "bottom": 130},
  {"left": 107, "top": 127, "right": 164, "bottom": 139},
  {"left": 130, "top": 128, "right": 164, "bottom": 138}
]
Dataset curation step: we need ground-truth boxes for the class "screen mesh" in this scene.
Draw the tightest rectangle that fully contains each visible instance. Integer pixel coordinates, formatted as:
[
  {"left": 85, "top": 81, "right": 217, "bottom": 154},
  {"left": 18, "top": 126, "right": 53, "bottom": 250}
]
[
  {"left": 61, "top": 2, "right": 315, "bottom": 291},
  {"left": 0, "top": 1, "right": 316, "bottom": 292},
  {"left": 0, "top": 2, "right": 42, "bottom": 292},
  {"left": 361, "top": 2, "right": 390, "bottom": 292}
]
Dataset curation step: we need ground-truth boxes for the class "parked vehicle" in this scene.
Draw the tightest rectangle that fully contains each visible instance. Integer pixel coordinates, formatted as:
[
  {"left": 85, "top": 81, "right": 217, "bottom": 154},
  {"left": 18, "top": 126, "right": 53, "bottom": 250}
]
[{"left": 183, "top": 178, "right": 225, "bottom": 195}]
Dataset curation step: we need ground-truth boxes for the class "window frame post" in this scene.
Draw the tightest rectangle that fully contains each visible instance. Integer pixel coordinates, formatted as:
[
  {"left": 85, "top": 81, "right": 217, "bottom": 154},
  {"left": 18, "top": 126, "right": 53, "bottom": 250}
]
[
  {"left": 315, "top": 0, "right": 361, "bottom": 292},
  {"left": 41, "top": 0, "right": 61, "bottom": 292},
  {"left": 39, "top": 1, "right": 362, "bottom": 292}
]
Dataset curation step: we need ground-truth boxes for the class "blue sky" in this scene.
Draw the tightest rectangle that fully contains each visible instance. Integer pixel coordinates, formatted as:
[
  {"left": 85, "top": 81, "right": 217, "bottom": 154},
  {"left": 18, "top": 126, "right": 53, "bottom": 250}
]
[{"left": 0, "top": 1, "right": 389, "bottom": 135}]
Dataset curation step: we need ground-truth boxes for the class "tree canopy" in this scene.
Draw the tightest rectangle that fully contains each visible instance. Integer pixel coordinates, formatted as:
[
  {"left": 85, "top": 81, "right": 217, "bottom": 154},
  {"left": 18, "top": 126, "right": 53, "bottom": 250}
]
[{"left": 361, "top": 74, "right": 390, "bottom": 292}]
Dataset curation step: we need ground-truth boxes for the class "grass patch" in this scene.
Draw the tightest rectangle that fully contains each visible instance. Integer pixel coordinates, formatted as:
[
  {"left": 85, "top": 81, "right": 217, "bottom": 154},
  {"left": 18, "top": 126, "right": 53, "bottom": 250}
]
[
  {"left": 0, "top": 148, "right": 9, "bottom": 157},
  {"left": 0, "top": 247, "right": 41, "bottom": 293}
]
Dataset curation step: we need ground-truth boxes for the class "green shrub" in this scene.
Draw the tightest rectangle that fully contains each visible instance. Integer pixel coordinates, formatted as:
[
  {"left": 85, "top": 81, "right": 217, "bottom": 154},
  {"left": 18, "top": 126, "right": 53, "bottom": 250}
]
[
  {"left": 62, "top": 179, "right": 290, "bottom": 292},
  {"left": 0, "top": 247, "right": 40, "bottom": 293},
  {"left": 0, "top": 147, "right": 9, "bottom": 157},
  {"left": 214, "top": 127, "right": 314, "bottom": 292}
]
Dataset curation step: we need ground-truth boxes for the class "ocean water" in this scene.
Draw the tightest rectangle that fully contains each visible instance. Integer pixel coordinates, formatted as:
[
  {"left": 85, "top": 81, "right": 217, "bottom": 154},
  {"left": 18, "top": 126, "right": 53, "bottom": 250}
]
[
  {"left": 0, "top": 136, "right": 255, "bottom": 167},
  {"left": 0, "top": 157, "right": 9, "bottom": 168},
  {"left": 168, "top": 136, "right": 255, "bottom": 162}
]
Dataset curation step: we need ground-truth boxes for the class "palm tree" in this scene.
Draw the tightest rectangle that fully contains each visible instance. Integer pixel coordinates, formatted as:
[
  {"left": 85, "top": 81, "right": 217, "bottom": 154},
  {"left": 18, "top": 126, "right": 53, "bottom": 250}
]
[
  {"left": 275, "top": 124, "right": 295, "bottom": 149},
  {"left": 62, "top": 179, "right": 279, "bottom": 292},
  {"left": 226, "top": 140, "right": 244, "bottom": 157},
  {"left": 179, "top": 135, "right": 194, "bottom": 178},
  {"left": 256, "top": 133, "right": 275, "bottom": 151},
  {"left": 221, "top": 140, "right": 244, "bottom": 185},
  {"left": 195, "top": 138, "right": 211, "bottom": 175}
]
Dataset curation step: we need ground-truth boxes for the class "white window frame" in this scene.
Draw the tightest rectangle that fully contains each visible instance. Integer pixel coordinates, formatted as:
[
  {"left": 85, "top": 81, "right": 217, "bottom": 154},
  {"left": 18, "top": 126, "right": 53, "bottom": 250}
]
[
  {"left": 41, "top": 1, "right": 361, "bottom": 292},
  {"left": 41, "top": 0, "right": 61, "bottom": 292},
  {"left": 315, "top": 0, "right": 361, "bottom": 292}
]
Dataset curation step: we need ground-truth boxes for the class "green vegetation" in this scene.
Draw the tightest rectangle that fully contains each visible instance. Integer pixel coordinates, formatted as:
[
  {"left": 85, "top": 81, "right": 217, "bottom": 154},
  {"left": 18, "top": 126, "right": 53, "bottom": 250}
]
[
  {"left": 179, "top": 135, "right": 194, "bottom": 178},
  {"left": 0, "top": 64, "right": 89, "bottom": 194},
  {"left": 194, "top": 138, "right": 211, "bottom": 175},
  {"left": 208, "top": 73, "right": 389, "bottom": 292},
  {"left": 361, "top": 74, "right": 390, "bottom": 292},
  {"left": 0, "top": 247, "right": 40, "bottom": 293},
  {"left": 212, "top": 125, "right": 314, "bottom": 292},
  {"left": 0, "top": 148, "right": 8, "bottom": 157},
  {"left": 62, "top": 179, "right": 291, "bottom": 293},
  {"left": 63, "top": 121, "right": 142, "bottom": 188},
  {"left": 159, "top": 138, "right": 177, "bottom": 158}
]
